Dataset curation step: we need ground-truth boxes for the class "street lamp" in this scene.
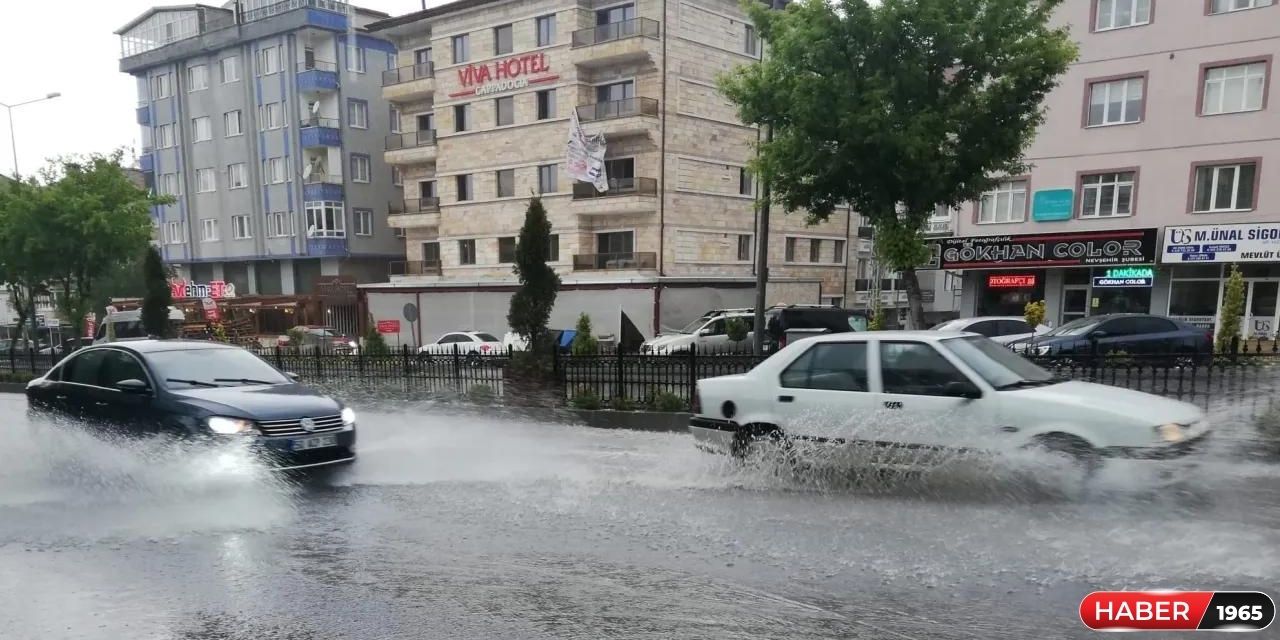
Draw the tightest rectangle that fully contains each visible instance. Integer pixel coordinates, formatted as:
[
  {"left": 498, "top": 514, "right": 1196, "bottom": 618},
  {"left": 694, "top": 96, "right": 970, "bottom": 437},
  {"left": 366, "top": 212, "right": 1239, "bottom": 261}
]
[{"left": 1, "top": 91, "right": 62, "bottom": 179}]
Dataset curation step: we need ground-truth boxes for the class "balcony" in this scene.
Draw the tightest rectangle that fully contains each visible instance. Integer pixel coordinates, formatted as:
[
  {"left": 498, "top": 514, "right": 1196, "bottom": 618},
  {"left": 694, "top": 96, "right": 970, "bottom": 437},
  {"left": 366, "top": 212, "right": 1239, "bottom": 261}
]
[
  {"left": 300, "top": 117, "right": 341, "bottom": 148},
  {"left": 303, "top": 174, "right": 343, "bottom": 201},
  {"left": 923, "top": 217, "right": 954, "bottom": 237},
  {"left": 387, "top": 198, "right": 441, "bottom": 228},
  {"left": 569, "top": 177, "right": 658, "bottom": 216},
  {"left": 572, "top": 252, "right": 658, "bottom": 272},
  {"left": 139, "top": 153, "right": 154, "bottom": 173},
  {"left": 307, "top": 236, "right": 348, "bottom": 257},
  {"left": 571, "top": 18, "right": 660, "bottom": 68},
  {"left": 382, "top": 63, "right": 435, "bottom": 102},
  {"left": 136, "top": 105, "right": 151, "bottom": 125},
  {"left": 297, "top": 60, "right": 340, "bottom": 93},
  {"left": 384, "top": 130, "right": 437, "bottom": 165},
  {"left": 575, "top": 97, "right": 659, "bottom": 138},
  {"left": 389, "top": 260, "right": 443, "bottom": 278}
]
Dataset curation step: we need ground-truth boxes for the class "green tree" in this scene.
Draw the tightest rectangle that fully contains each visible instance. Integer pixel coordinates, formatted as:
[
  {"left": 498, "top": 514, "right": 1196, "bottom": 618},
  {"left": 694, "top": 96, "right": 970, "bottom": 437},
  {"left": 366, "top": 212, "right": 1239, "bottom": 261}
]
[
  {"left": 362, "top": 326, "right": 391, "bottom": 356},
  {"left": 1024, "top": 300, "right": 1046, "bottom": 330},
  {"left": 725, "top": 317, "right": 749, "bottom": 344},
  {"left": 507, "top": 197, "right": 561, "bottom": 353},
  {"left": 571, "top": 312, "right": 599, "bottom": 355},
  {"left": 0, "top": 179, "right": 55, "bottom": 341},
  {"left": 141, "top": 246, "right": 174, "bottom": 337},
  {"left": 1217, "top": 264, "right": 1246, "bottom": 353},
  {"left": 720, "top": 0, "right": 1077, "bottom": 329}
]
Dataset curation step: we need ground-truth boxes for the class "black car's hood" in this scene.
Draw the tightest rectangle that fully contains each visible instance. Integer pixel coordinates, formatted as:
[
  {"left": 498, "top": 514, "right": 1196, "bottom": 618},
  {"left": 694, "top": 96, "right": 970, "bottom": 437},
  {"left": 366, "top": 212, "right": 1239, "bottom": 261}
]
[{"left": 167, "top": 383, "right": 343, "bottom": 420}]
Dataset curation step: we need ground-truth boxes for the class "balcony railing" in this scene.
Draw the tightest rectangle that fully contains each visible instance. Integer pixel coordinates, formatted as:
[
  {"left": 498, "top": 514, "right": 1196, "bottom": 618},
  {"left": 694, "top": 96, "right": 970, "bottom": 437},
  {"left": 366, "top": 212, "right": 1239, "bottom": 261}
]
[
  {"left": 301, "top": 116, "right": 340, "bottom": 129},
  {"left": 572, "top": 17, "right": 661, "bottom": 48},
  {"left": 382, "top": 63, "right": 435, "bottom": 86},
  {"left": 385, "top": 130, "right": 437, "bottom": 151},
  {"left": 242, "top": 0, "right": 348, "bottom": 23},
  {"left": 571, "top": 177, "right": 658, "bottom": 199},
  {"left": 576, "top": 97, "right": 659, "bottom": 122},
  {"left": 573, "top": 252, "right": 658, "bottom": 271},
  {"left": 303, "top": 174, "right": 343, "bottom": 185},
  {"left": 298, "top": 60, "right": 338, "bottom": 73},
  {"left": 390, "top": 197, "right": 441, "bottom": 214},
  {"left": 389, "top": 260, "right": 443, "bottom": 277}
]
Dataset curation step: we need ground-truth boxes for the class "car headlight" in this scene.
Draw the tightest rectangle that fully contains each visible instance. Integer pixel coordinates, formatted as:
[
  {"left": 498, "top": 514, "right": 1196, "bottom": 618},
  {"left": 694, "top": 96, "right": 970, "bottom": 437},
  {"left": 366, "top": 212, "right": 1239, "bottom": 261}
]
[
  {"left": 207, "top": 416, "right": 257, "bottom": 435},
  {"left": 1155, "top": 423, "right": 1185, "bottom": 443},
  {"left": 1036, "top": 345, "right": 1052, "bottom": 355},
  {"left": 348, "top": 340, "right": 358, "bottom": 348},
  {"left": 341, "top": 407, "right": 356, "bottom": 425}
]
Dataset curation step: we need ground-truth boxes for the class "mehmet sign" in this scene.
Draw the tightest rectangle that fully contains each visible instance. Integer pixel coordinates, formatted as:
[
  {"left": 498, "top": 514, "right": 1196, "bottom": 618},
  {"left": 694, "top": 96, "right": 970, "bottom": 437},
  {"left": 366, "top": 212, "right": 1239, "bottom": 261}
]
[
  {"left": 923, "top": 228, "right": 1158, "bottom": 270},
  {"left": 449, "top": 53, "right": 558, "bottom": 98}
]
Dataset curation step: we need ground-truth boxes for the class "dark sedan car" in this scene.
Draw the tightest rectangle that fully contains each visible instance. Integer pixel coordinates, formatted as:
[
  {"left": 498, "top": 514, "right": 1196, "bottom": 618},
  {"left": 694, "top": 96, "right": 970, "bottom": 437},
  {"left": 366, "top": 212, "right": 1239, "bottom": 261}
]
[
  {"left": 26, "top": 340, "right": 356, "bottom": 471},
  {"left": 1007, "top": 313, "right": 1212, "bottom": 358}
]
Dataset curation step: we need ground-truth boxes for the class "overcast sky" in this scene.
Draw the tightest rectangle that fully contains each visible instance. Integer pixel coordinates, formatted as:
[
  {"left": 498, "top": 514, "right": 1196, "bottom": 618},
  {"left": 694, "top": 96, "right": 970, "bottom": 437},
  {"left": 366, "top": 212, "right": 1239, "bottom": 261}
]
[{"left": 0, "top": 0, "right": 445, "bottom": 178}]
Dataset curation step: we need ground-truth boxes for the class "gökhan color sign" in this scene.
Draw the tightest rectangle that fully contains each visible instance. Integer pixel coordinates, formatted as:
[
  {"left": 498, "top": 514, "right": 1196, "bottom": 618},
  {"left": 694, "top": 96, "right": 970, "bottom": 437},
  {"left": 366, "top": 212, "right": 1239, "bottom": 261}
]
[{"left": 923, "top": 228, "right": 1158, "bottom": 270}]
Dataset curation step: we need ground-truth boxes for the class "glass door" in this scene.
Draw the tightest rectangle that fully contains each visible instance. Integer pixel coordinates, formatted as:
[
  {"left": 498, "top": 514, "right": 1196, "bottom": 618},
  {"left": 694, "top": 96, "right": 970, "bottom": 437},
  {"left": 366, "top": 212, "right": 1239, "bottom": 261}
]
[
  {"left": 1061, "top": 286, "right": 1089, "bottom": 325},
  {"left": 1245, "top": 281, "right": 1278, "bottom": 339}
]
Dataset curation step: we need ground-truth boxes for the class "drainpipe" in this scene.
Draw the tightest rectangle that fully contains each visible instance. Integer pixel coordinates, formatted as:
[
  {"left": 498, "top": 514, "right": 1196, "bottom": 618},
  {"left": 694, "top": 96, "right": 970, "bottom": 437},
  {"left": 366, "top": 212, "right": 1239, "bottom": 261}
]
[{"left": 657, "top": 0, "right": 668, "bottom": 277}]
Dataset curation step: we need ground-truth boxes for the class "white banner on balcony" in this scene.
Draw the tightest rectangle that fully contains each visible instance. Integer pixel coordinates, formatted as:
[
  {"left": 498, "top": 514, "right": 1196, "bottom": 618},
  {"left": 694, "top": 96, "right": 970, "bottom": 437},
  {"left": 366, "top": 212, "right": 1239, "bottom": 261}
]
[{"left": 567, "top": 109, "right": 608, "bottom": 192}]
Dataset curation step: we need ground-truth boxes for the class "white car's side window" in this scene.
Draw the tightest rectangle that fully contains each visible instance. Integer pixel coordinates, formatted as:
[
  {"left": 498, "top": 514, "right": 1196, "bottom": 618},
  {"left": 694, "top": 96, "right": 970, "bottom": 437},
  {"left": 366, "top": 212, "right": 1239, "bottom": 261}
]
[
  {"left": 879, "top": 342, "right": 972, "bottom": 397},
  {"left": 780, "top": 342, "right": 869, "bottom": 392}
]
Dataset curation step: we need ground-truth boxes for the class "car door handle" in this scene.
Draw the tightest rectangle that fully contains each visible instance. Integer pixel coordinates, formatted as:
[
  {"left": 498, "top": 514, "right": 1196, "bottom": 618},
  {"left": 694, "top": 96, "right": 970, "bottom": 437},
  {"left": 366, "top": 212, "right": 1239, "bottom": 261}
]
[
  {"left": 778, "top": 395, "right": 794, "bottom": 403},
  {"left": 54, "top": 394, "right": 68, "bottom": 401},
  {"left": 883, "top": 401, "right": 904, "bottom": 410},
  {"left": 94, "top": 401, "right": 109, "bottom": 407}
]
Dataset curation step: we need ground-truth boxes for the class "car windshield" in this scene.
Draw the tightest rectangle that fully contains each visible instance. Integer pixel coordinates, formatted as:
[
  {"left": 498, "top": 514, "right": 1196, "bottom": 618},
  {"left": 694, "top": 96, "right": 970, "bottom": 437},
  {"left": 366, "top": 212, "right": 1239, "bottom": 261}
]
[
  {"left": 678, "top": 318, "right": 711, "bottom": 334},
  {"left": 931, "top": 319, "right": 967, "bottom": 331},
  {"left": 1043, "top": 317, "right": 1102, "bottom": 336},
  {"left": 943, "top": 336, "right": 1055, "bottom": 389},
  {"left": 476, "top": 333, "right": 500, "bottom": 342},
  {"left": 148, "top": 347, "right": 291, "bottom": 389}
]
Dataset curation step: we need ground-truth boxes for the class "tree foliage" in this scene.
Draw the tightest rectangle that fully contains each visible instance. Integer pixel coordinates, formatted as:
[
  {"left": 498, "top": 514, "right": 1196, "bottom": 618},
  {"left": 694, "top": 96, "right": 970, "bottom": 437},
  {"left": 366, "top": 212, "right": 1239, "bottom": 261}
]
[
  {"left": 507, "top": 197, "right": 561, "bottom": 352},
  {"left": 141, "top": 246, "right": 174, "bottom": 338},
  {"left": 0, "top": 179, "right": 54, "bottom": 339},
  {"left": 725, "top": 317, "right": 749, "bottom": 343},
  {"left": 1217, "top": 264, "right": 1245, "bottom": 353},
  {"left": 571, "top": 313, "right": 599, "bottom": 355},
  {"left": 362, "top": 326, "right": 391, "bottom": 356},
  {"left": 720, "top": 0, "right": 1077, "bottom": 328}
]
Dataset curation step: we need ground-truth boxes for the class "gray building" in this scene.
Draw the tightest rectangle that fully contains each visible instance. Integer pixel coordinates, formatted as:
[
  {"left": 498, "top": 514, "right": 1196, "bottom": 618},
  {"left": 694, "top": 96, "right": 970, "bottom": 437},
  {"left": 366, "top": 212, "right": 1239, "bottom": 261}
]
[{"left": 117, "top": 0, "right": 405, "bottom": 296}]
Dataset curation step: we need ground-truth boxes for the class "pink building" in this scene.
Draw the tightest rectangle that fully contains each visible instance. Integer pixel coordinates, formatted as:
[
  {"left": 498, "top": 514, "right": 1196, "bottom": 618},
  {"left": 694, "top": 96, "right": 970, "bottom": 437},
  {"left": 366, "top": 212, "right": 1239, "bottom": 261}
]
[{"left": 940, "top": 0, "right": 1279, "bottom": 335}]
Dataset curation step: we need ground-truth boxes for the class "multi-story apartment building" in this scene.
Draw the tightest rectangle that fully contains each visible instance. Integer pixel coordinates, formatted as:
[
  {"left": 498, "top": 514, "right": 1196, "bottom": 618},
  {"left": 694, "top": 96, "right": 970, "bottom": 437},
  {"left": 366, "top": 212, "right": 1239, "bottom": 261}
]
[
  {"left": 935, "top": 0, "right": 1279, "bottom": 336},
  {"left": 361, "top": 0, "right": 945, "bottom": 343},
  {"left": 116, "top": 0, "right": 404, "bottom": 298}
]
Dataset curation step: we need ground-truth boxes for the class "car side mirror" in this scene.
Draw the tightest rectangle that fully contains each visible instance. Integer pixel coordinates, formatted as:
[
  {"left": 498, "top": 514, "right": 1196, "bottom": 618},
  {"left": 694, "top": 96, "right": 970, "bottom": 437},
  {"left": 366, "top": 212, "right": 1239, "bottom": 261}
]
[
  {"left": 697, "top": 328, "right": 713, "bottom": 337},
  {"left": 943, "top": 381, "right": 982, "bottom": 400},
  {"left": 116, "top": 379, "right": 150, "bottom": 394},
  {"left": 285, "top": 372, "right": 300, "bottom": 382}
]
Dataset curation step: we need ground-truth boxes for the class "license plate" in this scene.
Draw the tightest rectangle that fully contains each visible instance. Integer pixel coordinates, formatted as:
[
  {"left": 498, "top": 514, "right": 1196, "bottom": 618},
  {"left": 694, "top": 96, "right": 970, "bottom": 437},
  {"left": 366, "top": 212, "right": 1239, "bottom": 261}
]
[{"left": 292, "top": 434, "right": 338, "bottom": 451}]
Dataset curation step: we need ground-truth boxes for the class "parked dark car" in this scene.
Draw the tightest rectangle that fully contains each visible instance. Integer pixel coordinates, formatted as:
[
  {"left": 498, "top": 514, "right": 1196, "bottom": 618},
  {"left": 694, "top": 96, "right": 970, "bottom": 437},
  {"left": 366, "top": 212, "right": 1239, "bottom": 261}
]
[
  {"left": 1007, "top": 314, "right": 1212, "bottom": 358},
  {"left": 764, "top": 305, "right": 870, "bottom": 352},
  {"left": 25, "top": 340, "right": 356, "bottom": 471}
]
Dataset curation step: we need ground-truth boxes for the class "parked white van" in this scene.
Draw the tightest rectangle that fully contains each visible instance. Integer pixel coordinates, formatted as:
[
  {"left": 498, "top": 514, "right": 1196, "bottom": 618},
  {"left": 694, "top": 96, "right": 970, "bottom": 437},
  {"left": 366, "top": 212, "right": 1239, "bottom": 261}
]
[{"left": 93, "top": 307, "right": 187, "bottom": 344}]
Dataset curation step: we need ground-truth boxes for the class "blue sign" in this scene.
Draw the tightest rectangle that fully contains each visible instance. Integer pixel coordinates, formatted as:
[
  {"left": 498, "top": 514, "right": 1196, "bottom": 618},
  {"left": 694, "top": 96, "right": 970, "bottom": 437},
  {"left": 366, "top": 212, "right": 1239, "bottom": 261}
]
[
  {"left": 1182, "top": 253, "right": 1216, "bottom": 262},
  {"left": 1032, "top": 189, "right": 1074, "bottom": 221}
]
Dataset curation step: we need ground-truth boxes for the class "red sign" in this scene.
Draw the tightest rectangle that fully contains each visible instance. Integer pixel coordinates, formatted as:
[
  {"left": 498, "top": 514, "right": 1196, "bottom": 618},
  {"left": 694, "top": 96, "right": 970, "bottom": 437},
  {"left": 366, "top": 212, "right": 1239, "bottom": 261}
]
[
  {"left": 450, "top": 52, "right": 557, "bottom": 98},
  {"left": 376, "top": 320, "right": 400, "bottom": 334},
  {"left": 1078, "top": 591, "right": 1276, "bottom": 632},
  {"left": 84, "top": 314, "right": 96, "bottom": 339},
  {"left": 201, "top": 297, "right": 220, "bottom": 322},
  {"left": 171, "top": 279, "right": 236, "bottom": 299},
  {"left": 986, "top": 274, "right": 1037, "bottom": 288}
]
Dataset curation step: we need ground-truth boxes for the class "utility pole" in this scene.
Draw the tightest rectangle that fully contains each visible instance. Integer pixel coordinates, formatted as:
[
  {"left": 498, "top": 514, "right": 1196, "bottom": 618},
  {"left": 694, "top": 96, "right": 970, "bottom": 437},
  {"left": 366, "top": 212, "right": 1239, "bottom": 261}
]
[{"left": 751, "top": 123, "right": 774, "bottom": 355}]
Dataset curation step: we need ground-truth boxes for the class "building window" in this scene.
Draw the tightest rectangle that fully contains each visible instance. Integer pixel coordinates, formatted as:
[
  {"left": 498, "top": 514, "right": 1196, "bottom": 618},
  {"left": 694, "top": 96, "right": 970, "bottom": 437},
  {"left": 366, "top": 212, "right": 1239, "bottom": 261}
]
[
  {"left": 495, "top": 96, "right": 514, "bottom": 126},
  {"left": 422, "top": 241, "right": 441, "bottom": 264},
  {"left": 196, "top": 168, "right": 216, "bottom": 193},
  {"left": 494, "top": 24, "right": 513, "bottom": 55},
  {"left": 454, "top": 104, "right": 469, "bottom": 132},
  {"left": 390, "top": 106, "right": 401, "bottom": 133},
  {"left": 260, "top": 102, "right": 284, "bottom": 130},
  {"left": 459, "top": 239, "right": 477, "bottom": 265},
  {"left": 155, "top": 124, "right": 176, "bottom": 149},
  {"left": 305, "top": 201, "right": 346, "bottom": 237},
  {"left": 417, "top": 112, "right": 436, "bottom": 132},
  {"left": 414, "top": 48, "right": 432, "bottom": 65},
  {"left": 420, "top": 180, "right": 437, "bottom": 198},
  {"left": 1201, "top": 61, "right": 1268, "bottom": 116},
  {"left": 164, "top": 221, "right": 184, "bottom": 244},
  {"left": 1094, "top": 0, "right": 1151, "bottom": 31},
  {"left": 498, "top": 236, "right": 517, "bottom": 263},
  {"left": 538, "top": 164, "right": 557, "bottom": 194},
  {"left": 346, "top": 45, "right": 365, "bottom": 73},
  {"left": 257, "top": 45, "right": 281, "bottom": 75},
  {"left": 785, "top": 237, "right": 797, "bottom": 262},
  {"left": 231, "top": 214, "right": 252, "bottom": 239},
  {"left": 744, "top": 24, "right": 758, "bottom": 56},
  {"left": 1087, "top": 76, "right": 1144, "bottom": 126},
  {"left": 151, "top": 73, "right": 171, "bottom": 99},
  {"left": 350, "top": 154, "right": 371, "bottom": 183},
  {"left": 224, "top": 110, "right": 243, "bottom": 137},
  {"left": 191, "top": 116, "right": 212, "bottom": 142},
  {"left": 495, "top": 169, "right": 515, "bottom": 198},
  {"left": 347, "top": 99, "right": 369, "bottom": 129},
  {"left": 1209, "top": 0, "right": 1274, "bottom": 14},
  {"left": 1192, "top": 161, "right": 1258, "bottom": 212},
  {"left": 200, "top": 218, "right": 219, "bottom": 242},
  {"left": 158, "top": 172, "right": 181, "bottom": 196},
  {"left": 1080, "top": 171, "right": 1136, "bottom": 218},
  {"left": 548, "top": 234, "right": 560, "bottom": 262},
  {"left": 187, "top": 65, "right": 208, "bottom": 91},
  {"left": 536, "top": 14, "right": 556, "bottom": 47},
  {"left": 597, "top": 80, "right": 635, "bottom": 104},
  {"left": 267, "top": 211, "right": 293, "bottom": 237},
  {"left": 739, "top": 168, "right": 753, "bottom": 196},
  {"left": 737, "top": 234, "right": 752, "bottom": 261},
  {"left": 597, "top": 230, "right": 634, "bottom": 256},
  {"left": 977, "top": 179, "right": 1028, "bottom": 223},
  {"left": 832, "top": 240, "right": 846, "bottom": 264},
  {"left": 456, "top": 174, "right": 473, "bottom": 201},
  {"left": 392, "top": 166, "right": 403, "bottom": 186},
  {"left": 452, "top": 34, "right": 470, "bottom": 64},
  {"left": 809, "top": 239, "right": 822, "bottom": 263},
  {"left": 354, "top": 208, "right": 373, "bottom": 236},
  {"left": 227, "top": 163, "right": 248, "bottom": 189},
  {"left": 220, "top": 56, "right": 240, "bottom": 83},
  {"left": 263, "top": 157, "right": 286, "bottom": 184},
  {"left": 536, "top": 89, "right": 556, "bottom": 120}
]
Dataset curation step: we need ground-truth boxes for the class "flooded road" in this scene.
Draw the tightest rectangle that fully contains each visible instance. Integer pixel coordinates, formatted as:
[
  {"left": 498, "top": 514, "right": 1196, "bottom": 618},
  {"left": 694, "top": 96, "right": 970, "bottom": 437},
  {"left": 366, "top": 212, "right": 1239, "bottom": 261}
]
[{"left": 1, "top": 394, "right": 1277, "bottom": 639}]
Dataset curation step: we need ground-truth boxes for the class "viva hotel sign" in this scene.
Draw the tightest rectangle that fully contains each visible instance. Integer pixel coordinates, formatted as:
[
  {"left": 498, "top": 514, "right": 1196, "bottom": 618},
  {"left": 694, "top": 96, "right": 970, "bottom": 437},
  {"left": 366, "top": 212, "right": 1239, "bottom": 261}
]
[{"left": 448, "top": 53, "right": 558, "bottom": 98}]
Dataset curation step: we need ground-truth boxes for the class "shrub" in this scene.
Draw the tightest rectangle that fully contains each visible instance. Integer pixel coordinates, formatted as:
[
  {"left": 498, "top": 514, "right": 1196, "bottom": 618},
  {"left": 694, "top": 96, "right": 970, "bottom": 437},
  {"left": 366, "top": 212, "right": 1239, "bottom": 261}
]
[
  {"left": 648, "top": 391, "right": 688, "bottom": 413},
  {"left": 1024, "top": 299, "right": 1046, "bottom": 329},
  {"left": 571, "top": 388, "right": 602, "bottom": 410},
  {"left": 609, "top": 395, "right": 636, "bottom": 411},
  {"left": 571, "top": 313, "right": 599, "bottom": 355},
  {"left": 725, "top": 317, "right": 749, "bottom": 344},
  {"left": 0, "top": 371, "right": 35, "bottom": 384},
  {"left": 467, "top": 384, "right": 496, "bottom": 404},
  {"left": 362, "top": 327, "right": 390, "bottom": 356},
  {"left": 286, "top": 327, "right": 307, "bottom": 349},
  {"left": 868, "top": 307, "right": 887, "bottom": 331},
  {"left": 1217, "top": 264, "right": 1245, "bottom": 353}
]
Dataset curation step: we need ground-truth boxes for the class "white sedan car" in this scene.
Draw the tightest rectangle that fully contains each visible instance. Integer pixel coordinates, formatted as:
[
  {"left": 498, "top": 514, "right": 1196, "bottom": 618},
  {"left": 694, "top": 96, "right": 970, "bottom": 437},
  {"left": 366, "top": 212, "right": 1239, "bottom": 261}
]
[
  {"left": 931, "top": 316, "right": 1048, "bottom": 345},
  {"left": 689, "top": 331, "right": 1209, "bottom": 472},
  {"left": 417, "top": 331, "right": 505, "bottom": 363}
]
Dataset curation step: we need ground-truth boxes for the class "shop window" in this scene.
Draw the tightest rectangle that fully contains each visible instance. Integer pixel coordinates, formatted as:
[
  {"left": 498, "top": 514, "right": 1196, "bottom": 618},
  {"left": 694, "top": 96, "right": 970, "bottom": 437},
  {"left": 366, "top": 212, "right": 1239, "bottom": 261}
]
[{"left": 1168, "top": 281, "right": 1221, "bottom": 317}]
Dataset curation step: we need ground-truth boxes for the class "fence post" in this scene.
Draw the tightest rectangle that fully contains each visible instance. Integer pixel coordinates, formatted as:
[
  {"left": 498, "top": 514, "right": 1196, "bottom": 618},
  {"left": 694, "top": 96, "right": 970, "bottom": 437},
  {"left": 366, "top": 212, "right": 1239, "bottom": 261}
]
[
  {"left": 356, "top": 339, "right": 365, "bottom": 377},
  {"left": 274, "top": 344, "right": 283, "bottom": 370},
  {"left": 1088, "top": 336, "right": 1100, "bottom": 381},
  {"left": 402, "top": 343, "right": 411, "bottom": 376},
  {"left": 27, "top": 345, "right": 35, "bottom": 374},
  {"left": 687, "top": 346, "right": 697, "bottom": 408},
  {"left": 1230, "top": 335, "right": 1240, "bottom": 365},
  {"left": 615, "top": 345, "right": 625, "bottom": 403},
  {"left": 452, "top": 343, "right": 462, "bottom": 392},
  {"left": 312, "top": 344, "right": 321, "bottom": 378},
  {"left": 8, "top": 345, "right": 14, "bottom": 373}
]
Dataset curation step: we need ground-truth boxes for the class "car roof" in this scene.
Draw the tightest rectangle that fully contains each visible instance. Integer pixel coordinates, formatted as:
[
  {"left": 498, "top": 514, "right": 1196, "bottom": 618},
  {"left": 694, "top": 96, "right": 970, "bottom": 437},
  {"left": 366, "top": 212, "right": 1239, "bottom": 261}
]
[
  {"left": 952, "top": 316, "right": 1029, "bottom": 323},
  {"left": 805, "top": 330, "right": 970, "bottom": 343},
  {"left": 89, "top": 339, "right": 239, "bottom": 354}
]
